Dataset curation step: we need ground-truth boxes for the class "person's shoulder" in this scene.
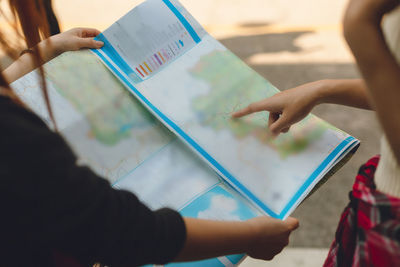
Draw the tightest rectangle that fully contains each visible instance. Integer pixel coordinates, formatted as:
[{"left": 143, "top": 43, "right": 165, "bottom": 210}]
[
  {"left": 0, "top": 87, "right": 48, "bottom": 130},
  {"left": 0, "top": 88, "right": 77, "bottom": 169},
  {"left": 0, "top": 87, "right": 26, "bottom": 113},
  {"left": 0, "top": 87, "right": 21, "bottom": 108},
  {"left": 0, "top": 87, "right": 59, "bottom": 153}
]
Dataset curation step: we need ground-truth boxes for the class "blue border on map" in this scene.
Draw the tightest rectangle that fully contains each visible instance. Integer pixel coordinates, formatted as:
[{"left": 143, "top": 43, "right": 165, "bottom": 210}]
[
  {"left": 161, "top": 0, "right": 201, "bottom": 43},
  {"left": 91, "top": 0, "right": 357, "bottom": 219},
  {"left": 279, "top": 136, "right": 355, "bottom": 217},
  {"left": 94, "top": 33, "right": 140, "bottom": 81}
]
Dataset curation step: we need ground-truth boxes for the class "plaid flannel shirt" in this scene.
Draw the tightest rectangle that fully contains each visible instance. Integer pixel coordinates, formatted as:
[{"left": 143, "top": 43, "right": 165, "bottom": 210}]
[{"left": 324, "top": 156, "right": 400, "bottom": 267}]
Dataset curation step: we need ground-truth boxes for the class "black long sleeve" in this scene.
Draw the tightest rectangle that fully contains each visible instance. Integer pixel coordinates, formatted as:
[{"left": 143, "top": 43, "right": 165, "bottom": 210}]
[{"left": 0, "top": 96, "right": 186, "bottom": 267}]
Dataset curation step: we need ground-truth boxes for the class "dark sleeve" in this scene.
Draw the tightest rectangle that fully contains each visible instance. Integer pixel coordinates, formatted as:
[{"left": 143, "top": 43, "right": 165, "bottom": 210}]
[{"left": 0, "top": 98, "right": 186, "bottom": 266}]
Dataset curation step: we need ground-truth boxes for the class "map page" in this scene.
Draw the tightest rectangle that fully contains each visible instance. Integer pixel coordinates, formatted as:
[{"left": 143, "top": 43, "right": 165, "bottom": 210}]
[
  {"left": 93, "top": 0, "right": 360, "bottom": 219},
  {"left": 11, "top": 50, "right": 257, "bottom": 267}
]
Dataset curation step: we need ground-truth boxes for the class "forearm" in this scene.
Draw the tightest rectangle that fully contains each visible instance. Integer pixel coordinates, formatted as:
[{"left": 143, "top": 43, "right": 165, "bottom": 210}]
[
  {"left": 2, "top": 39, "right": 57, "bottom": 83},
  {"left": 310, "top": 79, "right": 372, "bottom": 109},
  {"left": 3, "top": 53, "right": 38, "bottom": 83},
  {"left": 3, "top": 28, "right": 104, "bottom": 83},
  {"left": 344, "top": 13, "right": 400, "bottom": 162},
  {"left": 175, "top": 218, "right": 254, "bottom": 261}
]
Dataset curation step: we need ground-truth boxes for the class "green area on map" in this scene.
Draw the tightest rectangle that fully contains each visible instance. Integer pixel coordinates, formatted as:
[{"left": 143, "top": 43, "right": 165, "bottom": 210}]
[
  {"left": 190, "top": 50, "right": 330, "bottom": 158},
  {"left": 46, "top": 52, "right": 160, "bottom": 146}
]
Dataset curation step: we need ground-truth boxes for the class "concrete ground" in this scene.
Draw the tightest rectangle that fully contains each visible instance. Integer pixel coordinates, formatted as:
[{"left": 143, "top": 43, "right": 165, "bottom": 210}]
[
  {"left": 241, "top": 248, "right": 329, "bottom": 267},
  {"left": 52, "top": 0, "right": 382, "bottom": 265}
]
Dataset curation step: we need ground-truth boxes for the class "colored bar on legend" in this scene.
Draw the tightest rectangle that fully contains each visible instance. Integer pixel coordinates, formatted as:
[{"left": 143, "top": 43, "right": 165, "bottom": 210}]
[
  {"left": 143, "top": 62, "right": 152, "bottom": 73},
  {"left": 151, "top": 57, "right": 159, "bottom": 68},
  {"left": 148, "top": 58, "right": 156, "bottom": 69},
  {"left": 154, "top": 54, "right": 162, "bottom": 65},
  {"left": 158, "top": 52, "right": 166, "bottom": 63},
  {"left": 140, "top": 65, "right": 149, "bottom": 75},
  {"left": 136, "top": 67, "right": 144, "bottom": 77},
  {"left": 162, "top": 50, "right": 169, "bottom": 60}
]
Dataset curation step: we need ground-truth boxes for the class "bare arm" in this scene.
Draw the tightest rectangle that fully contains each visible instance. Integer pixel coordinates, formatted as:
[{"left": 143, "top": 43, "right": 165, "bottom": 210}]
[
  {"left": 176, "top": 216, "right": 299, "bottom": 262},
  {"left": 3, "top": 40, "right": 55, "bottom": 83},
  {"left": 316, "top": 79, "right": 372, "bottom": 109},
  {"left": 3, "top": 28, "right": 104, "bottom": 83},
  {"left": 232, "top": 78, "right": 372, "bottom": 135},
  {"left": 343, "top": 0, "right": 400, "bottom": 163}
]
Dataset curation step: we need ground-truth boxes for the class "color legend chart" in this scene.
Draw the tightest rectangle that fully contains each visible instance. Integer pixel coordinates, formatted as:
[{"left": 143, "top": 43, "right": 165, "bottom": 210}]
[
  {"left": 99, "top": 0, "right": 200, "bottom": 81},
  {"left": 134, "top": 28, "right": 190, "bottom": 78}
]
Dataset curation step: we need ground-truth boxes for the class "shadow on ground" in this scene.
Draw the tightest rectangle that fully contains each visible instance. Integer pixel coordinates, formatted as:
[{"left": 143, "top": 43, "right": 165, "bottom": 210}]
[
  {"left": 220, "top": 31, "right": 310, "bottom": 58},
  {"left": 220, "top": 31, "right": 382, "bottom": 247}
]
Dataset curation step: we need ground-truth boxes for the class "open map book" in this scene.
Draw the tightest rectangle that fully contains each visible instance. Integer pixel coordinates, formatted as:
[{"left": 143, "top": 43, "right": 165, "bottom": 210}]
[{"left": 11, "top": 0, "right": 359, "bottom": 266}]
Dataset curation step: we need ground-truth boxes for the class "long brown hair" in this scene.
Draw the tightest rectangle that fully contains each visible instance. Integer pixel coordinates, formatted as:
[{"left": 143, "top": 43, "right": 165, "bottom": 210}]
[{"left": 0, "top": 0, "right": 58, "bottom": 127}]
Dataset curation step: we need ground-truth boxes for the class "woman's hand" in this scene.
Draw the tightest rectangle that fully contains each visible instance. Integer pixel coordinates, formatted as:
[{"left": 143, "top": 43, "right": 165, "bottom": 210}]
[
  {"left": 245, "top": 217, "right": 299, "bottom": 260},
  {"left": 232, "top": 79, "right": 371, "bottom": 136},
  {"left": 232, "top": 81, "right": 323, "bottom": 136},
  {"left": 45, "top": 28, "right": 104, "bottom": 60}
]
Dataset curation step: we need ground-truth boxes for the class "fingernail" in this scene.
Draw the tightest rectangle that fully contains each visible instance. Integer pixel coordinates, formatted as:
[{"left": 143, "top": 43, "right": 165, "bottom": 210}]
[{"left": 96, "top": 41, "right": 104, "bottom": 47}]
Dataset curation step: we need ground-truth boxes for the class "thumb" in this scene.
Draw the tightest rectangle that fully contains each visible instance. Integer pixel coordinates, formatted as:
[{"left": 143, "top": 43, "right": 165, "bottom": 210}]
[
  {"left": 269, "top": 114, "right": 291, "bottom": 135},
  {"left": 284, "top": 217, "right": 299, "bottom": 231},
  {"left": 78, "top": 37, "right": 104, "bottom": 49}
]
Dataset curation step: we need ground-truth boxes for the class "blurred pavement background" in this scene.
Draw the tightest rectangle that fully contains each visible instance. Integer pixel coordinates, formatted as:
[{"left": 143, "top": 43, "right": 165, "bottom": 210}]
[{"left": 52, "top": 0, "right": 382, "bottom": 265}]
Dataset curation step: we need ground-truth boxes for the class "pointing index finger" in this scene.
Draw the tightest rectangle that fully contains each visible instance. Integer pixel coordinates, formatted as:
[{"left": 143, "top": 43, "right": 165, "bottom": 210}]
[
  {"left": 232, "top": 99, "right": 271, "bottom": 118},
  {"left": 231, "top": 106, "right": 252, "bottom": 118}
]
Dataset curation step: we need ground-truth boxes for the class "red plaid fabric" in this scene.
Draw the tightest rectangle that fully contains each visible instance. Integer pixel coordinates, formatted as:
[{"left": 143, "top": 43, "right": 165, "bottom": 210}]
[{"left": 324, "top": 156, "right": 400, "bottom": 267}]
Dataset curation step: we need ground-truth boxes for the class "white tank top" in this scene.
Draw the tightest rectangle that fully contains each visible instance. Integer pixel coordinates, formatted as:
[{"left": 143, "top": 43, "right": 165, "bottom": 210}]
[{"left": 374, "top": 7, "right": 400, "bottom": 197}]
